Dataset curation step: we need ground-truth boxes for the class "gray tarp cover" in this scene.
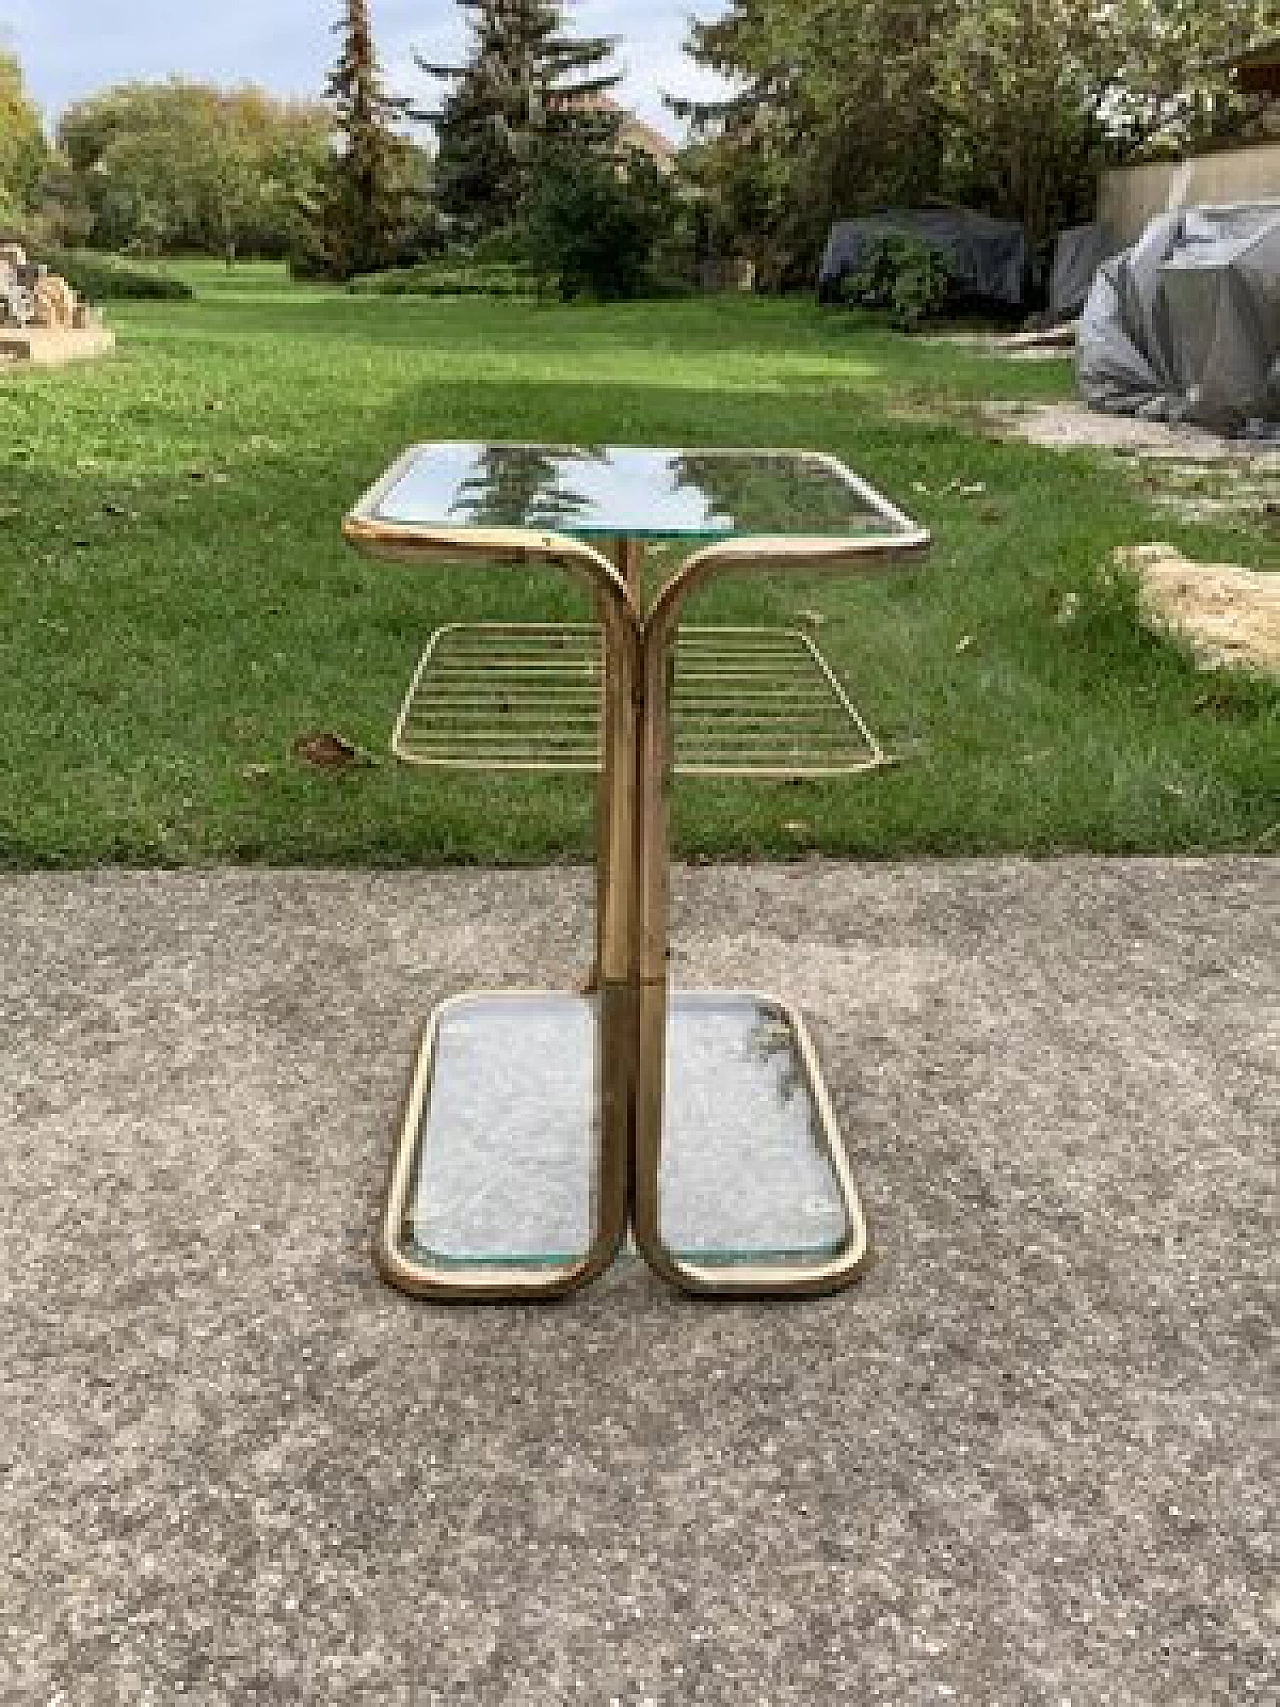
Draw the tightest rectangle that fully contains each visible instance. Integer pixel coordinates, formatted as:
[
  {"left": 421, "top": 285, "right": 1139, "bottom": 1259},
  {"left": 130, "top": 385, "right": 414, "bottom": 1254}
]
[
  {"left": 1077, "top": 205, "right": 1280, "bottom": 433},
  {"left": 1048, "top": 223, "right": 1114, "bottom": 323},
  {"left": 818, "top": 209, "right": 1028, "bottom": 307}
]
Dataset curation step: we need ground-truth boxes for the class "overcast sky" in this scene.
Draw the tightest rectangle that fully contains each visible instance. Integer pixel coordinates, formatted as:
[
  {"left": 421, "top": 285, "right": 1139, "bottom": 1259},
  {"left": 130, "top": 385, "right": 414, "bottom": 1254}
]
[{"left": 3, "top": 1, "right": 731, "bottom": 138}]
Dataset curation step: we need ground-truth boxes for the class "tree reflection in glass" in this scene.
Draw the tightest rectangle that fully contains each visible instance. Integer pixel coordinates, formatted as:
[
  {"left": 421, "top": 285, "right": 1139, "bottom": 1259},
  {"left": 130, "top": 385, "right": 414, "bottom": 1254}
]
[
  {"left": 671, "top": 452, "right": 879, "bottom": 537},
  {"left": 448, "top": 445, "right": 596, "bottom": 530}
]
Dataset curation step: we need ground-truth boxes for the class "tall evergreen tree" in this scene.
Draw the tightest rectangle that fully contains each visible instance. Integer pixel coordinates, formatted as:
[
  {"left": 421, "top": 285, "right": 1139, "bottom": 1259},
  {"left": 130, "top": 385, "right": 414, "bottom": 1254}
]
[
  {"left": 419, "top": 1, "right": 623, "bottom": 237},
  {"left": 320, "top": 0, "right": 411, "bottom": 276}
]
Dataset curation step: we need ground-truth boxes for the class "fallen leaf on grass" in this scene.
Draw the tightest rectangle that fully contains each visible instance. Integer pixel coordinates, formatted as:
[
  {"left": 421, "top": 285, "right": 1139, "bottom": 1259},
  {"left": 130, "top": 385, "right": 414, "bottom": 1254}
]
[
  {"left": 292, "top": 732, "right": 376, "bottom": 771},
  {"left": 1055, "top": 592, "right": 1081, "bottom": 626}
]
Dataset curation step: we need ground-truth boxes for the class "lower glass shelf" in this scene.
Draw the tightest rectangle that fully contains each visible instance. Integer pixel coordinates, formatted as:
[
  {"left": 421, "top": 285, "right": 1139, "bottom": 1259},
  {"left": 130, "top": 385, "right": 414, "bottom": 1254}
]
[
  {"left": 392, "top": 623, "right": 888, "bottom": 779},
  {"left": 389, "top": 990, "right": 857, "bottom": 1274}
]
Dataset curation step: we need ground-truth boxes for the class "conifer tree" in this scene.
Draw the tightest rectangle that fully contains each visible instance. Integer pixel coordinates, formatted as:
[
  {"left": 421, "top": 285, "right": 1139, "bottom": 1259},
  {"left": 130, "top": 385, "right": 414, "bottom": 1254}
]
[
  {"left": 419, "top": 1, "right": 622, "bottom": 237},
  {"left": 320, "top": 0, "right": 411, "bottom": 276}
]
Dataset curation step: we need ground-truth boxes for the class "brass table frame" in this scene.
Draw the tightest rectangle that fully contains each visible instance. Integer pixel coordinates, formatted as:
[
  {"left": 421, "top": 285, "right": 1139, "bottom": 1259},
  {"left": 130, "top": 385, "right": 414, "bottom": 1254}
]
[{"left": 344, "top": 447, "right": 930, "bottom": 1300}]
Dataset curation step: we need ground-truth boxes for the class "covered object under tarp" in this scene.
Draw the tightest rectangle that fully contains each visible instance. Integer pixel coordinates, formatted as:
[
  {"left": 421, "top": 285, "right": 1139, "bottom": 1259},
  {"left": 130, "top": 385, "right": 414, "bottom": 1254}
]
[
  {"left": 1048, "top": 223, "right": 1115, "bottom": 323},
  {"left": 818, "top": 209, "right": 1029, "bottom": 308},
  {"left": 1077, "top": 204, "right": 1280, "bottom": 434}
]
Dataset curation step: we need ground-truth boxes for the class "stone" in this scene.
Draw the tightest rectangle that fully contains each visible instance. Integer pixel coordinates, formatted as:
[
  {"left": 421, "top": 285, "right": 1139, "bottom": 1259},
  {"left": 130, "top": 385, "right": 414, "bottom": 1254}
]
[
  {"left": 1115, "top": 543, "right": 1280, "bottom": 675},
  {"left": 33, "top": 274, "right": 77, "bottom": 330},
  {"left": 0, "top": 325, "right": 116, "bottom": 367}
]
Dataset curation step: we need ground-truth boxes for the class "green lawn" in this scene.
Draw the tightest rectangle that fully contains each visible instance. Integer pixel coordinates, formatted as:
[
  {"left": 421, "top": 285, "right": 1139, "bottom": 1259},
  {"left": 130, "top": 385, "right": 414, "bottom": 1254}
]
[{"left": 1, "top": 258, "right": 1275, "bottom": 868}]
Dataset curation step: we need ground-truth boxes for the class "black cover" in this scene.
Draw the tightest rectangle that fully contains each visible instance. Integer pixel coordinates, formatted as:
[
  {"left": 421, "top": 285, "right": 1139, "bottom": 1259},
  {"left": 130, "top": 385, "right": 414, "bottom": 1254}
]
[
  {"left": 1077, "top": 205, "right": 1280, "bottom": 433},
  {"left": 818, "top": 208, "right": 1029, "bottom": 307}
]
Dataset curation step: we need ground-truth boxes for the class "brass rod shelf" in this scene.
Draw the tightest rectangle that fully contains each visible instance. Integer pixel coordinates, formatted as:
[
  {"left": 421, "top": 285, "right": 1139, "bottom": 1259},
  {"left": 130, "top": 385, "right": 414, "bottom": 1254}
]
[{"left": 392, "top": 622, "right": 887, "bottom": 780}]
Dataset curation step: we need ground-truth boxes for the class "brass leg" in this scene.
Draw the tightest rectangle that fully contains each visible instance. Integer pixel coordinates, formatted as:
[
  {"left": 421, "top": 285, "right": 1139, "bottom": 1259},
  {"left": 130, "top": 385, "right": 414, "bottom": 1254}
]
[
  {"left": 595, "top": 589, "right": 640, "bottom": 1255},
  {"left": 630, "top": 608, "right": 680, "bottom": 1288},
  {"left": 629, "top": 594, "right": 872, "bottom": 1299},
  {"left": 374, "top": 551, "right": 641, "bottom": 1302},
  {"left": 613, "top": 536, "right": 645, "bottom": 606},
  {"left": 598, "top": 541, "right": 646, "bottom": 1227}
]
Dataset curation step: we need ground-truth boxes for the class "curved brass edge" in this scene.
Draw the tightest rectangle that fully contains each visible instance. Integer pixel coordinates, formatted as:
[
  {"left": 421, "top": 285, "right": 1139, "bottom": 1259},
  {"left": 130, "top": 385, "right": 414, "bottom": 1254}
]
[
  {"left": 374, "top": 996, "right": 628, "bottom": 1303},
  {"left": 630, "top": 992, "right": 873, "bottom": 1300},
  {"left": 341, "top": 514, "right": 640, "bottom": 624},
  {"left": 648, "top": 528, "right": 931, "bottom": 638},
  {"left": 635, "top": 527, "right": 931, "bottom": 987}
]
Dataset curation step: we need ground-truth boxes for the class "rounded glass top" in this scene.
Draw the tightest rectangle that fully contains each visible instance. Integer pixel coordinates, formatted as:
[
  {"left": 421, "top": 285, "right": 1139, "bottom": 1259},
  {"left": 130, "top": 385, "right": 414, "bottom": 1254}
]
[{"left": 352, "top": 442, "right": 919, "bottom": 543}]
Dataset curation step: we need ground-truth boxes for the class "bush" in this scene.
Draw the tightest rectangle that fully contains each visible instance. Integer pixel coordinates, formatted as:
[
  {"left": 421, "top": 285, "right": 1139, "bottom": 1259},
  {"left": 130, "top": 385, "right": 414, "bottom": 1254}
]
[
  {"left": 346, "top": 259, "right": 539, "bottom": 299},
  {"left": 36, "top": 248, "right": 193, "bottom": 301},
  {"left": 837, "top": 235, "right": 951, "bottom": 331},
  {"left": 523, "top": 147, "right": 677, "bottom": 302}
]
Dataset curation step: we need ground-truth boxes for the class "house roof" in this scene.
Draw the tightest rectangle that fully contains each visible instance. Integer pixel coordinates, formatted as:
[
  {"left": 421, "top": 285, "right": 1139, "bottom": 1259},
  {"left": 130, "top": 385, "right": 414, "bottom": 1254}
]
[
  {"left": 561, "top": 93, "right": 679, "bottom": 165},
  {"left": 1216, "top": 37, "right": 1280, "bottom": 94},
  {"left": 1226, "top": 38, "right": 1280, "bottom": 70}
]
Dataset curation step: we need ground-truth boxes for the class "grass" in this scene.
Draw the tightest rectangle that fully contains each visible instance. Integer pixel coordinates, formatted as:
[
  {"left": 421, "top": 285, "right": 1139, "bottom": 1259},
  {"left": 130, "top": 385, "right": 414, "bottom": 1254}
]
[{"left": 0, "top": 257, "right": 1275, "bottom": 869}]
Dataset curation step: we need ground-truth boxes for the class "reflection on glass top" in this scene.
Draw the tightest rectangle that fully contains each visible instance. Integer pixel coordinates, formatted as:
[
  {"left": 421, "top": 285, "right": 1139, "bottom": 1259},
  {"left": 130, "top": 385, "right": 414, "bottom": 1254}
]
[
  {"left": 366, "top": 442, "right": 908, "bottom": 542},
  {"left": 400, "top": 991, "right": 847, "bottom": 1268}
]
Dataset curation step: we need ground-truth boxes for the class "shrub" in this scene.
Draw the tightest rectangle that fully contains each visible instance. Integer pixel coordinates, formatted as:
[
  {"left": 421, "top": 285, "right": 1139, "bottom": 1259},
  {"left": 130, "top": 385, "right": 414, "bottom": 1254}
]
[
  {"left": 838, "top": 235, "right": 951, "bottom": 331},
  {"left": 36, "top": 248, "right": 193, "bottom": 301},
  {"left": 523, "top": 147, "right": 677, "bottom": 302},
  {"left": 346, "top": 259, "right": 539, "bottom": 299}
]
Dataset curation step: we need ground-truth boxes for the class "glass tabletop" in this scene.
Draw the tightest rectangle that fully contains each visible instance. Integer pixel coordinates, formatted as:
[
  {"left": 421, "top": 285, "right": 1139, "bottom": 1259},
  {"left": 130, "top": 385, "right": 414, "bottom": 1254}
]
[{"left": 358, "top": 442, "right": 914, "bottom": 542}]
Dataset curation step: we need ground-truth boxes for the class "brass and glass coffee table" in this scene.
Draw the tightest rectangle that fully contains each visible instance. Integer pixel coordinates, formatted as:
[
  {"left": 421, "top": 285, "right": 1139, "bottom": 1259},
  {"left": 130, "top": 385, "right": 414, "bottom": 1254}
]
[{"left": 344, "top": 444, "right": 929, "bottom": 1300}]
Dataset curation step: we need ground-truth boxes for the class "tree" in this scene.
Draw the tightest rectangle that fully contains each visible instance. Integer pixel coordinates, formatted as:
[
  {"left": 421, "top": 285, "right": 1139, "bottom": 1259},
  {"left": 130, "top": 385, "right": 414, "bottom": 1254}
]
[
  {"left": 56, "top": 81, "right": 331, "bottom": 258},
  {"left": 0, "top": 52, "right": 47, "bottom": 231},
  {"left": 673, "top": 0, "right": 1279, "bottom": 273},
  {"left": 318, "top": 0, "right": 414, "bottom": 277},
  {"left": 420, "top": 0, "right": 623, "bottom": 238},
  {"left": 524, "top": 145, "right": 677, "bottom": 298}
]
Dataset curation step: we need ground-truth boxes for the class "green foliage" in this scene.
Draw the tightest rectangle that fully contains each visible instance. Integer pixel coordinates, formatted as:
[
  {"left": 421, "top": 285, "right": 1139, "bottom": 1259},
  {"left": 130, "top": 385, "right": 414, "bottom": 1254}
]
[
  {"left": 37, "top": 248, "right": 193, "bottom": 301},
  {"left": 673, "top": 0, "right": 1279, "bottom": 277},
  {"left": 420, "top": 0, "right": 623, "bottom": 239},
  {"left": 316, "top": 0, "right": 418, "bottom": 279},
  {"left": 346, "top": 258, "right": 538, "bottom": 296},
  {"left": 838, "top": 236, "right": 952, "bottom": 331},
  {"left": 55, "top": 80, "right": 331, "bottom": 259},
  {"left": 0, "top": 52, "right": 47, "bottom": 230},
  {"left": 523, "top": 148, "right": 677, "bottom": 300}
]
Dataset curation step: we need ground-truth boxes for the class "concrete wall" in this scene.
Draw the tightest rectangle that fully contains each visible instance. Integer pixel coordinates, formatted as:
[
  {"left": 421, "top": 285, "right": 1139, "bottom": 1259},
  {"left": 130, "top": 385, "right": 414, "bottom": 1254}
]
[{"left": 1099, "top": 144, "right": 1280, "bottom": 243}]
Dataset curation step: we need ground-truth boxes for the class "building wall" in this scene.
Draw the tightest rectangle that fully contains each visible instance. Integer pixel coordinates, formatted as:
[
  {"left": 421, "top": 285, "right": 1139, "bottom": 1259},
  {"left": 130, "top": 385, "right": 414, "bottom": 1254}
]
[{"left": 1099, "top": 142, "right": 1280, "bottom": 244}]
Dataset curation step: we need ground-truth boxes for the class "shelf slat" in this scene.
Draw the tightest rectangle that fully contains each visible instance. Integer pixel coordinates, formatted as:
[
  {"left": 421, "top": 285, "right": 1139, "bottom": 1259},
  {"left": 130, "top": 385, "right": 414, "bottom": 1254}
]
[{"left": 392, "top": 624, "right": 887, "bottom": 779}]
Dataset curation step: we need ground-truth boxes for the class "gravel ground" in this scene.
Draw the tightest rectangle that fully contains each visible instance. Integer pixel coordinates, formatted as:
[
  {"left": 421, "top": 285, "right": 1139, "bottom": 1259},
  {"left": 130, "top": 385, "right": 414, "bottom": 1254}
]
[
  {"left": 982, "top": 401, "right": 1280, "bottom": 466},
  {"left": 2, "top": 861, "right": 1276, "bottom": 1706}
]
